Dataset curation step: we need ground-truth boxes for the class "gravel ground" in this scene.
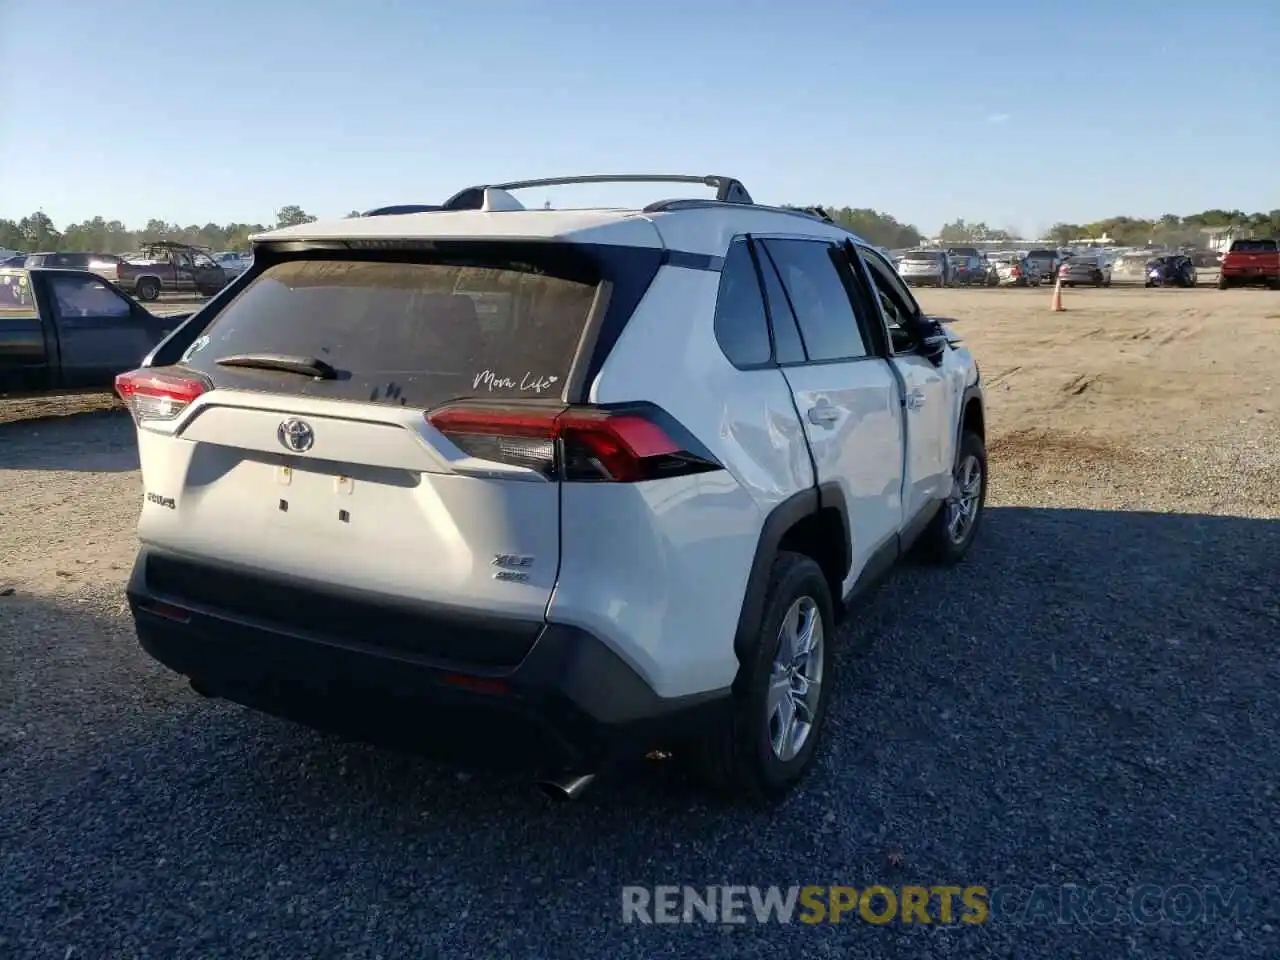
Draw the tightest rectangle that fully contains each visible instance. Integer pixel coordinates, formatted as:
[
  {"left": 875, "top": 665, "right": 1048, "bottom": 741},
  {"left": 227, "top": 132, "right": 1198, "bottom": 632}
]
[{"left": 1, "top": 286, "right": 1278, "bottom": 959}]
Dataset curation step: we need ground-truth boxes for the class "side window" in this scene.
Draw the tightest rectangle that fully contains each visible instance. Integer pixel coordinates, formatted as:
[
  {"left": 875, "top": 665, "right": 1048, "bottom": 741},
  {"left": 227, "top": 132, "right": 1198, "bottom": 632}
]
[
  {"left": 761, "top": 239, "right": 867, "bottom": 362},
  {"left": 0, "top": 272, "right": 38, "bottom": 317},
  {"left": 49, "top": 274, "right": 133, "bottom": 319},
  {"left": 859, "top": 247, "right": 920, "bottom": 354},
  {"left": 712, "top": 238, "right": 772, "bottom": 368},
  {"left": 756, "top": 249, "right": 807, "bottom": 364}
]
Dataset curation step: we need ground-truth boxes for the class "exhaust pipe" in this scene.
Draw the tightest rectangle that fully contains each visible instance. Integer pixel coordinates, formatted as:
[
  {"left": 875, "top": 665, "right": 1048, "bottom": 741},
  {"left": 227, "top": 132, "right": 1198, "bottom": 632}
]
[{"left": 535, "top": 773, "right": 596, "bottom": 801}]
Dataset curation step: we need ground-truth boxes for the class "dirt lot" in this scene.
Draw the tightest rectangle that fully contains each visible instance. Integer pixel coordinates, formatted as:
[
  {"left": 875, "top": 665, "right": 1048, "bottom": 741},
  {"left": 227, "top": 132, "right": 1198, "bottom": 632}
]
[{"left": 1, "top": 286, "right": 1277, "bottom": 959}]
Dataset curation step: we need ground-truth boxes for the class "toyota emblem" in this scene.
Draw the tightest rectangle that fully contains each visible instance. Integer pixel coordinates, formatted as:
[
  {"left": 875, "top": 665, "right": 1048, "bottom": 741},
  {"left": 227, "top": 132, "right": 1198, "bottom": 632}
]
[{"left": 277, "top": 418, "right": 315, "bottom": 453}]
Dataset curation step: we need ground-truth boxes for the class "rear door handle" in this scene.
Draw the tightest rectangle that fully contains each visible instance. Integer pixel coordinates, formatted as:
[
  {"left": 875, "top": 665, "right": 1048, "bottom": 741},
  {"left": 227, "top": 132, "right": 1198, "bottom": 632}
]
[{"left": 806, "top": 405, "right": 839, "bottom": 427}]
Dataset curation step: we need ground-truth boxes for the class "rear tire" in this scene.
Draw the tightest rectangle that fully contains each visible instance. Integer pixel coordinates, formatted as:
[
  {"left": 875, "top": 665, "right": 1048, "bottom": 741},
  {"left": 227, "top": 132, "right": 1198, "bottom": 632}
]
[
  {"left": 917, "top": 430, "right": 988, "bottom": 566},
  {"left": 690, "top": 552, "right": 835, "bottom": 807},
  {"left": 135, "top": 278, "right": 161, "bottom": 301}
]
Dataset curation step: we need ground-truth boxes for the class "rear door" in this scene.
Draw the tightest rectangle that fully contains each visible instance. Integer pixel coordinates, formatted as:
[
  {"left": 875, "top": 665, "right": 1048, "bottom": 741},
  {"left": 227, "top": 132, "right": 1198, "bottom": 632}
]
[
  {"left": 756, "top": 237, "right": 904, "bottom": 590},
  {"left": 136, "top": 250, "right": 607, "bottom": 623},
  {"left": 39, "top": 271, "right": 171, "bottom": 387},
  {"left": 171, "top": 249, "right": 197, "bottom": 292}
]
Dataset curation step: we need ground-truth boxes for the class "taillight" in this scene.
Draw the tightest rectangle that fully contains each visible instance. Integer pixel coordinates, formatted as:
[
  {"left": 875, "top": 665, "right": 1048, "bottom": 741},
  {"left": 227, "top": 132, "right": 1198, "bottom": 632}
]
[
  {"left": 426, "top": 402, "right": 721, "bottom": 483},
  {"left": 114, "top": 368, "right": 209, "bottom": 424},
  {"left": 1011, "top": 267, "right": 1021, "bottom": 277}
]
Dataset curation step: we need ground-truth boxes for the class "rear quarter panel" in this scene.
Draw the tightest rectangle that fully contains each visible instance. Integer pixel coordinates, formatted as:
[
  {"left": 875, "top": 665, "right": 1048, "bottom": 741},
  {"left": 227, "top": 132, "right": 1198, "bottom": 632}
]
[{"left": 546, "top": 264, "right": 815, "bottom": 698}]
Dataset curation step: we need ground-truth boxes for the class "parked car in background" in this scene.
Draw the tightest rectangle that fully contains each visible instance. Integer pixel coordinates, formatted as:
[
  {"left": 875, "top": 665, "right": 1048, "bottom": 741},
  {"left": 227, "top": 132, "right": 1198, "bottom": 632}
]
[
  {"left": 117, "top": 241, "right": 228, "bottom": 301},
  {"left": 214, "top": 251, "right": 253, "bottom": 278},
  {"left": 20, "top": 252, "right": 124, "bottom": 282},
  {"left": 989, "top": 252, "right": 1042, "bottom": 286},
  {"left": 1111, "top": 251, "right": 1157, "bottom": 284},
  {"left": 1025, "top": 248, "right": 1064, "bottom": 281},
  {"left": 1144, "top": 254, "right": 1197, "bottom": 287},
  {"left": 896, "top": 249, "right": 952, "bottom": 287},
  {"left": 0, "top": 266, "right": 187, "bottom": 396},
  {"left": 1058, "top": 255, "right": 1111, "bottom": 287},
  {"left": 1, "top": 254, "right": 27, "bottom": 267},
  {"left": 1218, "top": 238, "right": 1280, "bottom": 289},
  {"left": 945, "top": 247, "right": 989, "bottom": 286}
]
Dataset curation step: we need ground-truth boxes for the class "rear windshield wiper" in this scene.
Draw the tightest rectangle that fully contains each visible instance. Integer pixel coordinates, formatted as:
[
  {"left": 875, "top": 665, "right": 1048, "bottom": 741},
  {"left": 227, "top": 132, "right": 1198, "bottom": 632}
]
[{"left": 215, "top": 353, "right": 337, "bottom": 379}]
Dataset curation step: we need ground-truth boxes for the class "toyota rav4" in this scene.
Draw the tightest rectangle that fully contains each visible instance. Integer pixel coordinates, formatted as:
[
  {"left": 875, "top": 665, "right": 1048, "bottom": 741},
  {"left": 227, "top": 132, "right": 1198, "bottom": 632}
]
[{"left": 116, "top": 174, "right": 987, "bottom": 806}]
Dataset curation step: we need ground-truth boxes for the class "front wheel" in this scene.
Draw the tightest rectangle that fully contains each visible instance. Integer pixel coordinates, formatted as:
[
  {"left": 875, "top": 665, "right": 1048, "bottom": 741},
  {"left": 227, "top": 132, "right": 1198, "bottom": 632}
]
[
  {"left": 917, "top": 431, "right": 988, "bottom": 565},
  {"left": 689, "top": 552, "right": 835, "bottom": 806}
]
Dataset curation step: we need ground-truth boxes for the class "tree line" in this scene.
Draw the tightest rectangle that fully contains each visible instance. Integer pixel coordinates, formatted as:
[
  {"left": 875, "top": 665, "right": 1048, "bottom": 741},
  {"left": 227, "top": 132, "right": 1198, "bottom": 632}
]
[
  {"left": 3, "top": 204, "right": 1277, "bottom": 256},
  {"left": 0, "top": 205, "right": 357, "bottom": 256}
]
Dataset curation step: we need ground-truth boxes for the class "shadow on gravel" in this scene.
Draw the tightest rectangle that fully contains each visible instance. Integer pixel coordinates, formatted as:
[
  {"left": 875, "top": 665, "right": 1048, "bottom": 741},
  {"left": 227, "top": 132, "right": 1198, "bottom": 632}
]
[
  {"left": 0, "top": 409, "right": 138, "bottom": 473},
  {"left": 1, "top": 507, "right": 1276, "bottom": 959}
]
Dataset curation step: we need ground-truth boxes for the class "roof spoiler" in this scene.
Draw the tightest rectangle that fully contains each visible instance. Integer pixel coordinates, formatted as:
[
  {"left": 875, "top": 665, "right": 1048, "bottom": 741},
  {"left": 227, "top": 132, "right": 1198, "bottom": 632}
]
[{"left": 440, "top": 174, "right": 753, "bottom": 210}]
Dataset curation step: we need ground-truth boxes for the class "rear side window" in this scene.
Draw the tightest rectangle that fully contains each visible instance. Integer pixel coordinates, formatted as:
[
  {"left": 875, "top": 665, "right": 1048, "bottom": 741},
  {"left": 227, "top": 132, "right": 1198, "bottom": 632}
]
[
  {"left": 46, "top": 253, "right": 90, "bottom": 267},
  {"left": 756, "top": 251, "right": 807, "bottom": 365},
  {"left": 712, "top": 239, "right": 771, "bottom": 368},
  {"left": 1229, "top": 239, "right": 1277, "bottom": 253},
  {"left": 0, "top": 272, "right": 36, "bottom": 317},
  {"left": 179, "top": 254, "right": 601, "bottom": 408},
  {"left": 760, "top": 239, "right": 867, "bottom": 362}
]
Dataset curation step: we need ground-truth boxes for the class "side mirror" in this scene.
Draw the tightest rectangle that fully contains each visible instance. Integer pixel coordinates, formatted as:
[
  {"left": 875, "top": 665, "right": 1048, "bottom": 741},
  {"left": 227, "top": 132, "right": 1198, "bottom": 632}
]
[{"left": 917, "top": 316, "right": 949, "bottom": 366}]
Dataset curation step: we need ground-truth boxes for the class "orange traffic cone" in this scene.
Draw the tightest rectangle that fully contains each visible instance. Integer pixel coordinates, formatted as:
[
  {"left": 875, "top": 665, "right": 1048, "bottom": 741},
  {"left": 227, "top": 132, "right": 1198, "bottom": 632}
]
[{"left": 1050, "top": 276, "right": 1066, "bottom": 312}]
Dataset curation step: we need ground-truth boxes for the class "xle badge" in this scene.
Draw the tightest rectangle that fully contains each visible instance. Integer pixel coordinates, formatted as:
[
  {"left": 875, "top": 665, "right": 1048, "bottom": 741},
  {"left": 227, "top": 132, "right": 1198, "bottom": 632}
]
[
  {"left": 492, "top": 554, "right": 534, "bottom": 583},
  {"left": 146, "top": 492, "right": 176, "bottom": 510}
]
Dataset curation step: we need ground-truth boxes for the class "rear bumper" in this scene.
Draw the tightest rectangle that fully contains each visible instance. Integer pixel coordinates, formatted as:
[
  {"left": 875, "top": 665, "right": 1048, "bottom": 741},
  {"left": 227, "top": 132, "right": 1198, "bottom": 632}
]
[
  {"left": 1221, "top": 268, "right": 1279, "bottom": 279},
  {"left": 126, "top": 548, "right": 729, "bottom": 771}
]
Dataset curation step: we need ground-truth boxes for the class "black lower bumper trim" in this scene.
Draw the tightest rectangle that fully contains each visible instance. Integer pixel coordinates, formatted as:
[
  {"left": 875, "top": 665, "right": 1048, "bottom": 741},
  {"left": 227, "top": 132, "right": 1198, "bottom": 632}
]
[{"left": 127, "top": 548, "right": 730, "bottom": 771}]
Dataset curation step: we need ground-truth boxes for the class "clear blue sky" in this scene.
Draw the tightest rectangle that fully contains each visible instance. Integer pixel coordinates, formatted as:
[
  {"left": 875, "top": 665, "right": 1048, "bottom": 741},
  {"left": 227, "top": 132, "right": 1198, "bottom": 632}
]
[{"left": 1, "top": 0, "right": 1276, "bottom": 235}]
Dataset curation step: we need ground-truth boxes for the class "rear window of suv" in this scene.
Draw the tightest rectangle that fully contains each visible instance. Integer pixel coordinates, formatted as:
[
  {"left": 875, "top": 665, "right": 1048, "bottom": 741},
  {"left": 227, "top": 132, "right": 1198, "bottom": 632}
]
[
  {"left": 1228, "top": 239, "right": 1277, "bottom": 253},
  {"left": 904, "top": 251, "right": 941, "bottom": 261},
  {"left": 178, "top": 253, "right": 603, "bottom": 409}
]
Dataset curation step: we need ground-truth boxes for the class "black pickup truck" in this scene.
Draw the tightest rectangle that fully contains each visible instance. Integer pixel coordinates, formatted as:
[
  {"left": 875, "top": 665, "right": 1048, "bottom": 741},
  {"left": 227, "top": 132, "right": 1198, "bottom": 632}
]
[{"left": 0, "top": 266, "right": 189, "bottom": 396}]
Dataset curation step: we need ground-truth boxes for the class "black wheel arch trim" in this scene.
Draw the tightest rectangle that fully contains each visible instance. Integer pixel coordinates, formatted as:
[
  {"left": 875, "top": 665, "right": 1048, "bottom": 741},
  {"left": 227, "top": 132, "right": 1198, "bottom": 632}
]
[
  {"left": 958, "top": 382, "right": 985, "bottom": 449},
  {"left": 731, "top": 481, "right": 852, "bottom": 677}
]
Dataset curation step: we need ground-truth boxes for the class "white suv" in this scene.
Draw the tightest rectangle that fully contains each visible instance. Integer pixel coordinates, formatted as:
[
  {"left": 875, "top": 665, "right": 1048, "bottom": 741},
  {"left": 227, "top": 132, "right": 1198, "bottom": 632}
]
[{"left": 115, "top": 174, "right": 987, "bottom": 806}]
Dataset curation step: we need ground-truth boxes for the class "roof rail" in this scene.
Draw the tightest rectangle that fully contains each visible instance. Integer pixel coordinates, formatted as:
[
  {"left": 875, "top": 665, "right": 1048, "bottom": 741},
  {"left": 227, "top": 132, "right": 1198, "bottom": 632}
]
[{"left": 441, "top": 174, "right": 752, "bottom": 211}]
